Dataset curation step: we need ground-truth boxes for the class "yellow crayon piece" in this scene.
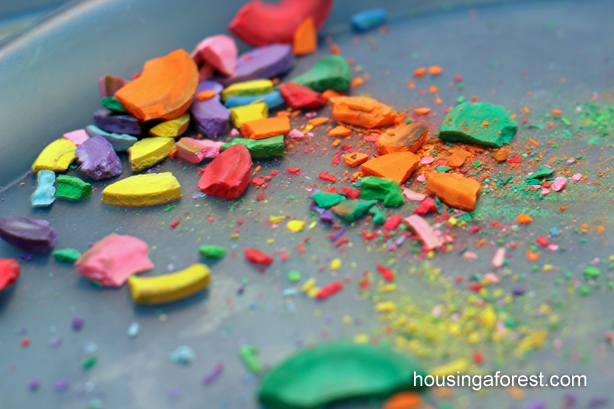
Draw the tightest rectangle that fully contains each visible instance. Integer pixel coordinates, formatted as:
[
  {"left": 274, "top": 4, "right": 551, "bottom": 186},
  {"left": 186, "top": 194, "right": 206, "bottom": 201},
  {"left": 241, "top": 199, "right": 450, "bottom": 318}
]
[
  {"left": 230, "top": 102, "right": 268, "bottom": 128},
  {"left": 128, "top": 263, "right": 211, "bottom": 304},
  {"left": 430, "top": 359, "right": 468, "bottom": 377},
  {"left": 101, "top": 172, "right": 182, "bottom": 207},
  {"left": 32, "top": 139, "right": 76, "bottom": 173},
  {"left": 128, "top": 137, "right": 175, "bottom": 172},
  {"left": 221, "top": 80, "right": 273, "bottom": 101},
  {"left": 149, "top": 112, "right": 190, "bottom": 137},
  {"left": 287, "top": 220, "right": 305, "bottom": 232}
]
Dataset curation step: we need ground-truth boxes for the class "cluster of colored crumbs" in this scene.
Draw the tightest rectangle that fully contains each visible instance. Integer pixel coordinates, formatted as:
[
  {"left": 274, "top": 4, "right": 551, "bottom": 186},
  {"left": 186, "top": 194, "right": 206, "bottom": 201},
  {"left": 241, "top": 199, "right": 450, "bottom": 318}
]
[{"left": 1, "top": 1, "right": 614, "bottom": 409}]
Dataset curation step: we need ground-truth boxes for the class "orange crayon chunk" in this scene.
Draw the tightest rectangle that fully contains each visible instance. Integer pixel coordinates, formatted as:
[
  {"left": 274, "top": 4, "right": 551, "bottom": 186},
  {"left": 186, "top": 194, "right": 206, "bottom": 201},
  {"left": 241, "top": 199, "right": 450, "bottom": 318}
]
[
  {"left": 517, "top": 214, "right": 533, "bottom": 224},
  {"left": 493, "top": 147, "right": 510, "bottom": 162},
  {"left": 332, "top": 96, "right": 397, "bottom": 129},
  {"left": 240, "top": 117, "right": 290, "bottom": 140},
  {"left": 321, "top": 89, "right": 345, "bottom": 100},
  {"left": 343, "top": 152, "right": 369, "bottom": 167},
  {"left": 197, "top": 90, "right": 217, "bottom": 101},
  {"left": 376, "top": 123, "right": 428, "bottom": 155},
  {"left": 360, "top": 152, "right": 420, "bottom": 184},
  {"left": 383, "top": 392, "right": 422, "bottom": 409},
  {"left": 329, "top": 126, "right": 351, "bottom": 137},
  {"left": 448, "top": 149, "right": 470, "bottom": 168},
  {"left": 308, "top": 117, "right": 330, "bottom": 127},
  {"left": 116, "top": 49, "right": 198, "bottom": 122},
  {"left": 293, "top": 17, "right": 317, "bottom": 55},
  {"left": 426, "top": 173, "right": 481, "bottom": 211},
  {"left": 428, "top": 65, "right": 443, "bottom": 75}
]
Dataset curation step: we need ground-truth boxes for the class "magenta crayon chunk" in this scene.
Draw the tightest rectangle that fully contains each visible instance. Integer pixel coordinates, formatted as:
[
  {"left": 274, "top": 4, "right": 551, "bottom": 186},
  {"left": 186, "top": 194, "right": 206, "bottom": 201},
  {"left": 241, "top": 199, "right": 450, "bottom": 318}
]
[
  {"left": 213, "top": 44, "right": 295, "bottom": 87},
  {"left": 192, "top": 34, "right": 238, "bottom": 77},
  {"left": 198, "top": 144, "right": 251, "bottom": 199},
  {"left": 189, "top": 81, "right": 230, "bottom": 137},
  {"left": 63, "top": 129, "right": 89, "bottom": 146},
  {"left": 75, "top": 233, "right": 154, "bottom": 287},
  {"left": 0, "top": 217, "right": 57, "bottom": 252},
  {"left": 75, "top": 135, "right": 122, "bottom": 180},
  {"left": 99, "top": 75, "right": 127, "bottom": 98},
  {"left": 176, "top": 137, "right": 224, "bottom": 164}
]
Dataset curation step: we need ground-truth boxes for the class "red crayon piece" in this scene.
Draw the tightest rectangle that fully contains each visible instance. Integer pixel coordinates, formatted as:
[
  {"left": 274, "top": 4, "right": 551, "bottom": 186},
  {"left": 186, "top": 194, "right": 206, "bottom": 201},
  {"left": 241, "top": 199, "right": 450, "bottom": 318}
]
[
  {"left": 279, "top": 82, "right": 327, "bottom": 110},
  {"left": 244, "top": 248, "right": 274, "bottom": 266},
  {"left": 0, "top": 259, "right": 20, "bottom": 290},
  {"left": 315, "top": 281, "right": 343, "bottom": 299},
  {"left": 198, "top": 144, "right": 252, "bottom": 199},
  {"left": 376, "top": 264, "right": 395, "bottom": 282}
]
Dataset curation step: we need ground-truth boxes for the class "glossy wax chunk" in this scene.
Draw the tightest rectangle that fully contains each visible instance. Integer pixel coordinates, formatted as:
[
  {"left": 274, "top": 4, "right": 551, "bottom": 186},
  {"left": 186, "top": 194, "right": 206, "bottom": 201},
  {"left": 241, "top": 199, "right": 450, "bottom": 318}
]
[
  {"left": 75, "top": 135, "right": 122, "bottom": 180},
  {"left": 31, "top": 139, "right": 76, "bottom": 173},
  {"left": 258, "top": 342, "right": 428, "bottom": 409},
  {"left": 198, "top": 144, "right": 251, "bottom": 199},
  {"left": 101, "top": 173, "right": 182, "bottom": 207},
  {"left": 0, "top": 216, "right": 57, "bottom": 252},
  {"left": 213, "top": 44, "right": 295, "bottom": 87},
  {"left": 75, "top": 233, "right": 154, "bottom": 287},
  {"left": 279, "top": 82, "right": 327, "bottom": 109},
  {"left": 128, "top": 263, "right": 211, "bottom": 305},
  {"left": 191, "top": 34, "right": 238, "bottom": 77},
  {"left": 228, "top": 0, "right": 333, "bottom": 46},
  {"left": 94, "top": 108, "right": 141, "bottom": 136},
  {"left": 291, "top": 55, "right": 352, "bottom": 92},
  {"left": 175, "top": 138, "right": 224, "bottom": 164},
  {"left": 56, "top": 175, "right": 92, "bottom": 200},
  {"left": 115, "top": 49, "right": 198, "bottom": 122},
  {"left": 189, "top": 81, "right": 230, "bottom": 138},
  {"left": 439, "top": 102, "right": 518, "bottom": 148},
  {"left": 85, "top": 125, "right": 138, "bottom": 152},
  {"left": 128, "top": 137, "right": 175, "bottom": 172},
  {"left": 0, "top": 259, "right": 20, "bottom": 290},
  {"left": 31, "top": 170, "right": 56, "bottom": 207}
]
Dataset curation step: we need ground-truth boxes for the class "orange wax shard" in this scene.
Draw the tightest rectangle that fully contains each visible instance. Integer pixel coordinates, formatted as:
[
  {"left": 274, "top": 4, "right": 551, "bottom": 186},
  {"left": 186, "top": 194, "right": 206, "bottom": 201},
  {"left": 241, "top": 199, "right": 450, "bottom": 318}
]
[
  {"left": 447, "top": 149, "right": 470, "bottom": 168},
  {"left": 343, "top": 152, "right": 369, "bottom": 168},
  {"left": 116, "top": 49, "right": 198, "bottom": 122},
  {"left": 293, "top": 17, "right": 317, "bottom": 55},
  {"left": 360, "top": 152, "right": 420, "bottom": 184},
  {"left": 493, "top": 147, "right": 510, "bottom": 162},
  {"left": 383, "top": 392, "right": 422, "bottom": 409},
  {"left": 332, "top": 96, "right": 397, "bottom": 129},
  {"left": 308, "top": 117, "right": 330, "bottom": 127},
  {"left": 375, "top": 123, "right": 429, "bottom": 155},
  {"left": 197, "top": 90, "right": 217, "bottom": 101},
  {"left": 517, "top": 214, "right": 533, "bottom": 224},
  {"left": 426, "top": 173, "right": 481, "bottom": 211},
  {"left": 413, "top": 67, "right": 426, "bottom": 77},
  {"left": 321, "top": 89, "right": 345, "bottom": 100},
  {"left": 428, "top": 65, "right": 443, "bottom": 75},
  {"left": 240, "top": 117, "right": 290, "bottom": 140},
  {"left": 413, "top": 107, "right": 431, "bottom": 115},
  {"left": 329, "top": 126, "right": 351, "bottom": 137}
]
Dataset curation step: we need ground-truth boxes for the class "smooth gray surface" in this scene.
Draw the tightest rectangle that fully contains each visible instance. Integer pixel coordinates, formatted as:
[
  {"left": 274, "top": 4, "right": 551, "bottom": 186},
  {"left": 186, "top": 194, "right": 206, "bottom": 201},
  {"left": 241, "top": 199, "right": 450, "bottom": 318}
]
[{"left": 0, "top": 1, "right": 613, "bottom": 409}]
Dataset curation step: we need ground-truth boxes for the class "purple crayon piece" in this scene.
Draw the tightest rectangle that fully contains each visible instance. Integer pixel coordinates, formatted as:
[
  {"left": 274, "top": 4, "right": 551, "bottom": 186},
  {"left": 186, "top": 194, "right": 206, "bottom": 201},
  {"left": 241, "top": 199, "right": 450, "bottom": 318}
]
[
  {"left": 0, "top": 217, "right": 57, "bottom": 252},
  {"left": 75, "top": 135, "right": 122, "bottom": 180},
  {"left": 72, "top": 316, "right": 84, "bottom": 331},
  {"left": 94, "top": 108, "right": 141, "bottom": 135},
  {"left": 203, "top": 362, "right": 224, "bottom": 385},
  {"left": 28, "top": 377, "right": 41, "bottom": 391},
  {"left": 213, "top": 44, "right": 295, "bottom": 87},
  {"left": 189, "top": 81, "right": 230, "bottom": 137}
]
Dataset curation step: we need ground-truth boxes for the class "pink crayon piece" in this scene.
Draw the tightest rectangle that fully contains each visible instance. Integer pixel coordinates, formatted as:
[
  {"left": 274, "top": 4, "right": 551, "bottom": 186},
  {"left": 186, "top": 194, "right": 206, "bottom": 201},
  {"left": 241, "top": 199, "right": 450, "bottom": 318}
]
[
  {"left": 402, "top": 188, "right": 426, "bottom": 202},
  {"left": 403, "top": 215, "right": 442, "bottom": 250},
  {"left": 63, "top": 129, "right": 89, "bottom": 146},
  {"left": 75, "top": 233, "right": 154, "bottom": 287},
  {"left": 551, "top": 176, "right": 567, "bottom": 191},
  {"left": 492, "top": 247, "right": 506, "bottom": 268},
  {"left": 176, "top": 138, "right": 224, "bottom": 164},
  {"left": 192, "top": 35, "right": 238, "bottom": 77}
]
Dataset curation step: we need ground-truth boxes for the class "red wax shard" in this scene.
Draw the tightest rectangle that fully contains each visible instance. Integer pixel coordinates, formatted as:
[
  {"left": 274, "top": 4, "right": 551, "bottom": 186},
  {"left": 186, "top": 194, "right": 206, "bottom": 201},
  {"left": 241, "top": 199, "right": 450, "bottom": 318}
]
[
  {"left": 244, "top": 247, "right": 274, "bottom": 266},
  {"left": 340, "top": 187, "right": 360, "bottom": 199},
  {"left": 0, "top": 259, "right": 20, "bottom": 290},
  {"left": 279, "top": 82, "right": 327, "bottom": 109},
  {"left": 315, "top": 280, "right": 343, "bottom": 299},
  {"left": 376, "top": 264, "right": 395, "bottom": 282},
  {"left": 228, "top": 0, "right": 334, "bottom": 47},
  {"left": 383, "top": 215, "right": 403, "bottom": 230},
  {"left": 198, "top": 144, "right": 252, "bottom": 199},
  {"left": 414, "top": 197, "right": 438, "bottom": 215},
  {"left": 318, "top": 172, "right": 337, "bottom": 182}
]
